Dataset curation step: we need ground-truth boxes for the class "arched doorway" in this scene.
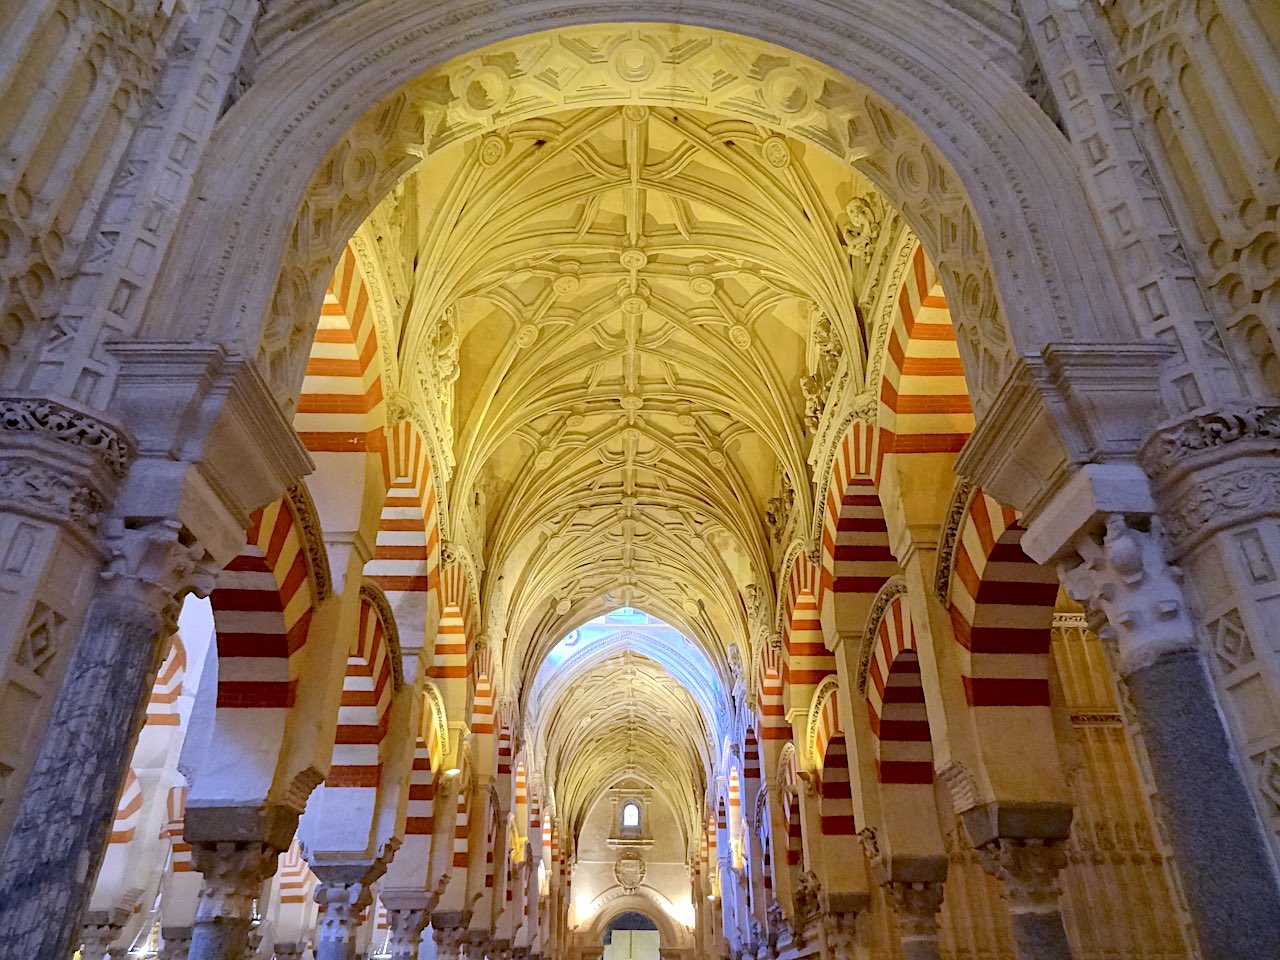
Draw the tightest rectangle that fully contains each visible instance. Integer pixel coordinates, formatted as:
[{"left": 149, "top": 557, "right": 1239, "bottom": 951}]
[{"left": 603, "top": 911, "right": 660, "bottom": 960}]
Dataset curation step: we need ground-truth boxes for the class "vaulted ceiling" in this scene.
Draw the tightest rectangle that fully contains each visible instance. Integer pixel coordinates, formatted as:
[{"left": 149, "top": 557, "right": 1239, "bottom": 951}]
[{"left": 386, "top": 99, "right": 882, "bottom": 839}]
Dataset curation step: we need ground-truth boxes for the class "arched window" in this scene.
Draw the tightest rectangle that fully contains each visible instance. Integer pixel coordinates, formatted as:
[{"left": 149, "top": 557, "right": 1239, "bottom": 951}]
[{"left": 621, "top": 801, "right": 641, "bottom": 828}]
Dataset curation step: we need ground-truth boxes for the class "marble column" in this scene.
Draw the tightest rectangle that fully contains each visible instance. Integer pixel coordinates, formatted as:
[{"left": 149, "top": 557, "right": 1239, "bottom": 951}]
[
  {"left": 0, "top": 520, "right": 216, "bottom": 959},
  {"left": 312, "top": 860, "right": 391, "bottom": 960},
  {"left": 1061, "top": 514, "right": 1280, "bottom": 960},
  {"left": 159, "top": 926, "right": 194, "bottom": 960},
  {"left": 973, "top": 837, "right": 1071, "bottom": 960},
  {"left": 80, "top": 907, "right": 129, "bottom": 960},
  {"left": 883, "top": 881, "right": 944, "bottom": 960}
]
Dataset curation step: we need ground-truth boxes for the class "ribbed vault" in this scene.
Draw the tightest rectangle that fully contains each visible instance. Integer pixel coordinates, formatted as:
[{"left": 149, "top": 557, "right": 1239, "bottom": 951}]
[{"left": 397, "top": 104, "right": 875, "bottom": 689}]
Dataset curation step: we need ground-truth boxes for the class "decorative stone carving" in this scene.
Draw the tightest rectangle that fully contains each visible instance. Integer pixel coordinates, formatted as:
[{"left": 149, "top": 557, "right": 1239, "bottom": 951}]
[
  {"left": 858, "top": 577, "right": 909, "bottom": 694},
  {"left": 933, "top": 479, "right": 975, "bottom": 602},
  {"left": 614, "top": 851, "right": 646, "bottom": 892},
  {"left": 192, "top": 841, "right": 282, "bottom": 923},
  {"left": 101, "top": 517, "right": 220, "bottom": 632},
  {"left": 883, "top": 880, "right": 945, "bottom": 943},
  {"left": 272, "top": 943, "right": 307, "bottom": 960},
  {"left": 821, "top": 910, "right": 860, "bottom": 960},
  {"left": 285, "top": 482, "right": 333, "bottom": 601},
  {"left": 1057, "top": 515, "right": 1195, "bottom": 677},
  {"left": 80, "top": 907, "right": 128, "bottom": 960},
  {"left": 841, "top": 195, "right": 884, "bottom": 265},
  {"left": 974, "top": 837, "right": 1068, "bottom": 913},
  {"left": 790, "top": 871, "right": 821, "bottom": 944},
  {"left": 936, "top": 760, "right": 980, "bottom": 815},
  {"left": 0, "top": 459, "right": 110, "bottom": 529}
]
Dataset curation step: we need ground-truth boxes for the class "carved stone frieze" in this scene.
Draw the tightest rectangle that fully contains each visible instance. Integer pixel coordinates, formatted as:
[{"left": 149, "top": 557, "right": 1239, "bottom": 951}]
[
  {"left": 0, "top": 397, "right": 133, "bottom": 478},
  {"left": 0, "top": 459, "right": 109, "bottom": 529},
  {"left": 1140, "top": 403, "right": 1280, "bottom": 478}
]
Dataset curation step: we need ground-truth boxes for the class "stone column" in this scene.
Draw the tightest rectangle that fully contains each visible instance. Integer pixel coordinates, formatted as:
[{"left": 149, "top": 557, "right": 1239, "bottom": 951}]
[
  {"left": 1060, "top": 513, "right": 1280, "bottom": 960},
  {"left": 159, "top": 926, "right": 193, "bottom": 960},
  {"left": 187, "top": 836, "right": 286, "bottom": 960},
  {"left": 311, "top": 859, "right": 392, "bottom": 960},
  {"left": 0, "top": 519, "right": 216, "bottom": 959},
  {"left": 80, "top": 906, "right": 129, "bottom": 960},
  {"left": 973, "top": 837, "right": 1070, "bottom": 960},
  {"left": 882, "top": 881, "right": 944, "bottom": 960}
]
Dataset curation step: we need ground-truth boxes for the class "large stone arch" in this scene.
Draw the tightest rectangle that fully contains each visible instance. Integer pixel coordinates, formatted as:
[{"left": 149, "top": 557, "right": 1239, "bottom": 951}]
[{"left": 141, "top": 4, "right": 1134, "bottom": 422}]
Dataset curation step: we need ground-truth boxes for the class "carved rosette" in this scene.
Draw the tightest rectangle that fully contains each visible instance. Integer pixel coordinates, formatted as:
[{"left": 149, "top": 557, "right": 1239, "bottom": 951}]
[
  {"left": 192, "top": 841, "right": 282, "bottom": 922},
  {"left": 974, "top": 837, "right": 1068, "bottom": 913}
]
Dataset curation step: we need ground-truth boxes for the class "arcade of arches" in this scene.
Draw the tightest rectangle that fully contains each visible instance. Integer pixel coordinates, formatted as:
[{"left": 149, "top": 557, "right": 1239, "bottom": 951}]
[{"left": 2, "top": 5, "right": 1280, "bottom": 960}]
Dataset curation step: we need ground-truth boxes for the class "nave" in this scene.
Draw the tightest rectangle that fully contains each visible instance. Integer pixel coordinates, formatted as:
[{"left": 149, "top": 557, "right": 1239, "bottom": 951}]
[{"left": 2, "top": 7, "right": 1280, "bottom": 960}]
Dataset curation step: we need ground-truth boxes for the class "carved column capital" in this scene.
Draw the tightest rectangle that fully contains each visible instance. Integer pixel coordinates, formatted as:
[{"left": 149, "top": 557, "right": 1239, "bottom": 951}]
[
  {"left": 312, "top": 855, "right": 394, "bottom": 947},
  {"left": 191, "top": 840, "right": 282, "bottom": 922},
  {"left": 80, "top": 907, "right": 129, "bottom": 958},
  {"left": 101, "top": 516, "right": 220, "bottom": 630},
  {"left": 271, "top": 942, "right": 307, "bottom": 960},
  {"left": 820, "top": 910, "right": 859, "bottom": 960},
  {"left": 883, "top": 880, "right": 945, "bottom": 942},
  {"left": 1058, "top": 514, "right": 1195, "bottom": 675},
  {"left": 974, "top": 837, "right": 1068, "bottom": 913}
]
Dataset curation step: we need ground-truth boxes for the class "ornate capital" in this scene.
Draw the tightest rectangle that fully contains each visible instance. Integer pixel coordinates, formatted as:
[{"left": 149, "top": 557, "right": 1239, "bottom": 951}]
[
  {"left": 159, "top": 927, "right": 194, "bottom": 960},
  {"left": 1140, "top": 402, "right": 1280, "bottom": 478},
  {"left": 101, "top": 517, "right": 220, "bottom": 631},
  {"left": 821, "top": 910, "right": 859, "bottom": 960},
  {"left": 1058, "top": 515, "right": 1195, "bottom": 675},
  {"left": 271, "top": 943, "right": 307, "bottom": 960},
  {"left": 0, "top": 396, "right": 133, "bottom": 478},
  {"left": 80, "top": 907, "right": 129, "bottom": 956},
  {"left": 974, "top": 837, "right": 1067, "bottom": 913},
  {"left": 315, "top": 879, "right": 377, "bottom": 944},
  {"left": 883, "top": 880, "right": 944, "bottom": 942},
  {"left": 192, "top": 841, "right": 282, "bottom": 921}
]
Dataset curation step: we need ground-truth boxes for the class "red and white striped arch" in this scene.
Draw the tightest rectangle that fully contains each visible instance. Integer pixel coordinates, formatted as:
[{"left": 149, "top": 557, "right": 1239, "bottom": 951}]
[
  {"left": 160, "top": 785, "right": 192, "bottom": 872},
  {"left": 210, "top": 496, "right": 320, "bottom": 711},
  {"left": 368, "top": 420, "right": 443, "bottom": 641},
  {"left": 453, "top": 786, "right": 471, "bottom": 870},
  {"left": 782, "top": 553, "right": 834, "bottom": 713},
  {"left": 779, "top": 748, "right": 802, "bottom": 868},
  {"left": 872, "top": 245, "right": 973, "bottom": 482},
  {"left": 294, "top": 244, "right": 389, "bottom": 479},
  {"left": 948, "top": 488, "right": 1059, "bottom": 707},
  {"left": 866, "top": 593, "right": 933, "bottom": 785},
  {"left": 755, "top": 643, "right": 787, "bottom": 743},
  {"left": 108, "top": 769, "right": 142, "bottom": 845},
  {"left": 326, "top": 589, "right": 399, "bottom": 789},
  {"left": 431, "top": 563, "right": 475, "bottom": 685},
  {"left": 278, "top": 839, "right": 316, "bottom": 905},
  {"left": 145, "top": 636, "right": 185, "bottom": 727},
  {"left": 471, "top": 643, "right": 495, "bottom": 737}
]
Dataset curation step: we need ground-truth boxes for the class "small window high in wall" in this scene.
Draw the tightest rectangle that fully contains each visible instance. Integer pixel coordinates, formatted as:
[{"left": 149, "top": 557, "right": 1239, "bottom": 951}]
[{"left": 621, "top": 801, "right": 640, "bottom": 828}]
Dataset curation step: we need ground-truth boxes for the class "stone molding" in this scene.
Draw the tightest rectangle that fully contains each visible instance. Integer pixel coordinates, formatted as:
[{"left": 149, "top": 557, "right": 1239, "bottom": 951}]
[
  {"left": 1141, "top": 402, "right": 1280, "bottom": 477},
  {"left": 360, "top": 581, "right": 405, "bottom": 689},
  {"left": 285, "top": 481, "right": 333, "bottom": 601}
]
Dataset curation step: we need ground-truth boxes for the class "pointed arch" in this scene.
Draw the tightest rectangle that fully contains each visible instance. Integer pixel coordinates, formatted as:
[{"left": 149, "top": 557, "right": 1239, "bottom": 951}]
[{"left": 326, "top": 585, "right": 403, "bottom": 789}]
